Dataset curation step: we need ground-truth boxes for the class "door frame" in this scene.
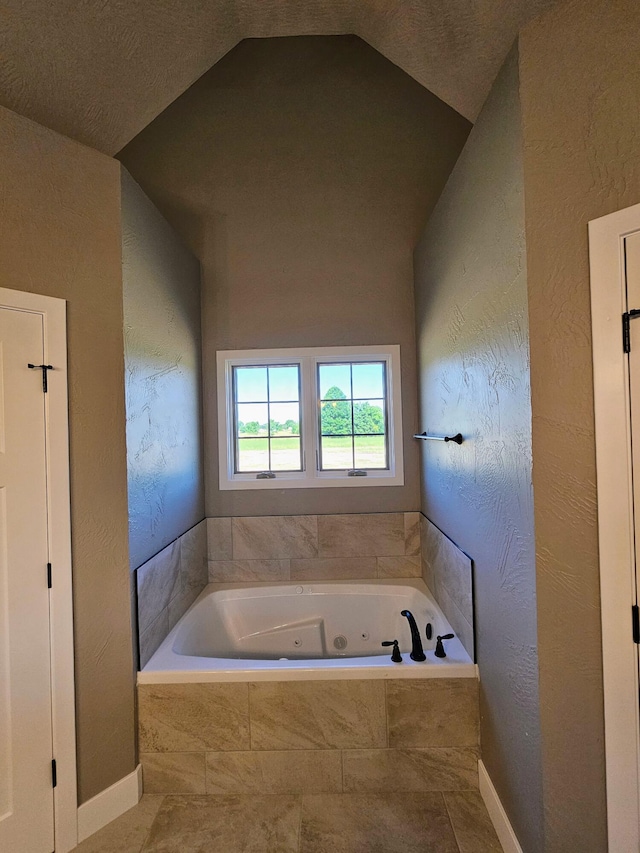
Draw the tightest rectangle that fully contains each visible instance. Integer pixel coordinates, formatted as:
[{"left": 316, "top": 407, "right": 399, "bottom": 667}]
[
  {"left": 589, "top": 203, "right": 640, "bottom": 852},
  {"left": 0, "top": 287, "right": 77, "bottom": 852}
]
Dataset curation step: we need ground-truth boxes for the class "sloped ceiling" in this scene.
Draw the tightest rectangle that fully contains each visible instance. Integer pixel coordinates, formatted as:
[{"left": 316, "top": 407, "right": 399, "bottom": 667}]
[{"left": 0, "top": 0, "right": 556, "bottom": 155}]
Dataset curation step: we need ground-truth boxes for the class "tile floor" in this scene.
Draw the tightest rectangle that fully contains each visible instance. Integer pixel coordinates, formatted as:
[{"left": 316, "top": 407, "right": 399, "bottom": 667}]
[{"left": 71, "top": 790, "right": 503, "bottom": 852}]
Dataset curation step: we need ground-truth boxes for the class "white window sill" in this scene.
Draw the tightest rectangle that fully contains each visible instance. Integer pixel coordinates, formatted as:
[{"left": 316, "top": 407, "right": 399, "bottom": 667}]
[{"left": 220, "top": 472, "right": 405, "bottom": 490}]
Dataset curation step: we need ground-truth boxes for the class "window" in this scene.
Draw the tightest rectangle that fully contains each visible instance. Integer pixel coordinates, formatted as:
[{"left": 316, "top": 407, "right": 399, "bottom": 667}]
[
  {"left": 234, "top": 364, "right": 302, "bottom": 474},
  {"left": 217, "top": 346, "right": 403, "bottom": 489}
]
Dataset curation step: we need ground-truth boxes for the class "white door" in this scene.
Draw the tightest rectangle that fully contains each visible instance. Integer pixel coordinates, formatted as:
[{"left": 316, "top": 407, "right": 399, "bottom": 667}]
[
  {"left": 625, "top": 230, "right": 640, "bottom": 821},
  {"left": 626, "top": 229, "right": 640, "bottom": 667},
  {"left": 0, "top": 307, "right": 55, "bottom": 852},
  {"left": 590, "top": 203, "right": 640, "bottom": 852}
]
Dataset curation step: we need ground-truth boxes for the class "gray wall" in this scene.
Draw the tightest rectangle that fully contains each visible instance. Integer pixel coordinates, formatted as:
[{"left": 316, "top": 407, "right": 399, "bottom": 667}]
[
  {"left": 121, "top": 169, "right": 205, "bottom": 570},
  {"left": 519, "top": 0, "right": 640, "bottom": 847},
  {"left": 119, "top": 35, "right": 471, "bottom": 518},
  {"left": 414, "top": 48, "right": 542, "bottom": 852},
  {"left": 0, "top": 104, "right": 135, "bottom": 804}
]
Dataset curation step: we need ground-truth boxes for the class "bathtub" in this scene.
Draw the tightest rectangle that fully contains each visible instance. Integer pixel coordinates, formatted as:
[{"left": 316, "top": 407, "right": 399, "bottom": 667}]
[{"left": 139, "top": 578, "right": 476, "bottom": 683}]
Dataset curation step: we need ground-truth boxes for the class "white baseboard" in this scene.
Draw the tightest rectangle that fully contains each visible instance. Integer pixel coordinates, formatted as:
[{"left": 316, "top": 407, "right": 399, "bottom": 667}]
[
  {"left": 77, "top": 764, "right": 142, "bottom": 843},
  {"left": 478, "top": 760, "right": 523, "bottom": 853}
]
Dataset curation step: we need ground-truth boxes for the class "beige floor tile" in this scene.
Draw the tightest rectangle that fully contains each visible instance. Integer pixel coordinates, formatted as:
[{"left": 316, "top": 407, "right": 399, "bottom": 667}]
[
  {"left": 444, "top": 791, "right": 503, "bottom": 852},
  {"left": 71, "top": 790, "right": 500, "bottom": 853},
  {"left": 299, "top": 792, "right": 459, "bottom": 853},
  {"left": 249, "top": 680, "right": 386, "bottom": 750},
  {"left": 71, "top": 795, "right": 164, "bottom": 853},
  {"left": 141, "top": 794, "right": 301, "bottom": 852}
]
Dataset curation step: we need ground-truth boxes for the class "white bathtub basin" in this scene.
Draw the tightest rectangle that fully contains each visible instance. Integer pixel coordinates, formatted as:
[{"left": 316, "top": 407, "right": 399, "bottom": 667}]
[{"left": 139, "top": 579, "right": 476, "bottom": 683}]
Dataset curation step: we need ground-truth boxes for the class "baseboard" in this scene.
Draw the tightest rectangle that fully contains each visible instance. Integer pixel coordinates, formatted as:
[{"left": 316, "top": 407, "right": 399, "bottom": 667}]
[
  {"left": 478, "top": 760, "right": 523, "bottom": 853},
  {"left": 77, "top": 764, "right": 142, "bottom": 843}
]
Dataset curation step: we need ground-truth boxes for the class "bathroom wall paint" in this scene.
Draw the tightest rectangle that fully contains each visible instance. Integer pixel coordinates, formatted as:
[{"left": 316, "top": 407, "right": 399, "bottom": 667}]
[
  {"left": 0, "top": 105, "right": 135, "bottom": 802},
  {"left": 0, "top": 0, "right": 556, "bottom": 155},
  {"left": 119, "top": 35, "right": 471, "bottom": 519},
  {"left": 121, "top": 169, "right": 205, "bottom": 571},
  {"left": 519, "top": 1, "right": 640, "bottom": 848},
  {"left": 414, "top": 48, "right": 542, "bottom": 853}
]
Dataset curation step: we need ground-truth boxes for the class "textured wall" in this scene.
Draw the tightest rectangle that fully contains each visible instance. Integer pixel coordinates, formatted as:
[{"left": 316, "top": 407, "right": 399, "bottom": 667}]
[
  {"left": 519, "top": 0, "right": 640, "bottom": 848},
  {"left": 0, "top": 0, "right": 555, "bottom": 154},
  {"left": 120, "top": 35, "right": 471, "bottom": 518},
  {"left": 121, "top": 169, "right": 205, "bottom": 571},
  {"left": 414, "top": 48, "right": 542, "bottom": 852},
  {"left": 0, "top": 105, "right": 135, "bottom": 803}
]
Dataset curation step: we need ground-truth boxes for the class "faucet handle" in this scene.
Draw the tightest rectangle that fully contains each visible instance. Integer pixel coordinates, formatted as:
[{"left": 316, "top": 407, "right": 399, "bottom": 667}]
[
  {"left": 434, "top": 634, "right": 454, "bottom": 658},
  {"left": 381, "top": 639, "right": 403, "bottom": 663}
]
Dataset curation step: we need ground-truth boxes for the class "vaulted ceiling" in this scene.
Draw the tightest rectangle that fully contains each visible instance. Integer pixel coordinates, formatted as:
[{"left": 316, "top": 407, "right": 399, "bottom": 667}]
[{"left": 0, "top": 0, "right": 556, "bottom": 156}]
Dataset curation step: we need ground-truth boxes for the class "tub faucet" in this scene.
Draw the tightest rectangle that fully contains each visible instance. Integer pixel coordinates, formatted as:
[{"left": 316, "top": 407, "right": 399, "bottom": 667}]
[{"left": 401, "top": 610, "right": 426, "bottom": 661}]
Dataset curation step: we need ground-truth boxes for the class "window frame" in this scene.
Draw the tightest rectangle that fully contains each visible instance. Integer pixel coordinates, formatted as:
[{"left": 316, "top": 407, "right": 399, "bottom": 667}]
[{"left": 217, "top": 345, "right": 404, "bottom": 490}]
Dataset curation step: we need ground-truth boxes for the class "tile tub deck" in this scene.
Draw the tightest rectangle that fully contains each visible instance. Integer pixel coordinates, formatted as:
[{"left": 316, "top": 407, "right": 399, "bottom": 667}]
[{"left": 138, "top": 677, "right": 480, "bottom": 797}]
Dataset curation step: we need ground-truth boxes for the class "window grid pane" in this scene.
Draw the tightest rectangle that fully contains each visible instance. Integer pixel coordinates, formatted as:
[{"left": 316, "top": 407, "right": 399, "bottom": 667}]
[
  {"left": 270, "top": 437, "right": 302, "bottom": 471},
  {"left": 235, "top": 366, "right": 268, "bottom": 403},
  {"left": 233, "top": 364, "right": 303, "bottom": 473},
  {"left": 354, "top": 434, "right": 386, "bottom": 469},
  {"left": 321, "top": 436, "right": 354, "bottom": 470},
  {"left": 317, "top": 361, "right": 389, "bottom": 471}
]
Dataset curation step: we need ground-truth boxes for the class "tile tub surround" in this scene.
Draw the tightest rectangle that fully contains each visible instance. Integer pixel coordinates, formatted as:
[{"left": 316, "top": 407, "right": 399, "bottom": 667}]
[
  {"left": 421, "top": 516, "right": 475, "bottom": 660},
  {"left": 136, "top": 520, "right": 208, "bottom": 667},
  {"left": 138, "top": 678, "right": 480, "bottom": 796},
  {"left": 207, "top": 512, "right": 422, "bottom": 582}
]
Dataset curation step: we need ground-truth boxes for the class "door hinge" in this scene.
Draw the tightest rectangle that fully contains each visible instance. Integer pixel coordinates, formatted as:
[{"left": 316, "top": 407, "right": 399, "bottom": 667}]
[
  {"left": 27, "top": 363, "right": 53, "bottom": 392},
  {"left": 632, "top": 605, "right": 640, "bottom": 644},
  {"left": 622, "top": 310, "right": 640, "bottom": 353},
  {"left": 51, "top": 759, "right": 57, "bottom": 788},
  {"left": 47, "top": 562, "right": 52, "bottom": 589}
]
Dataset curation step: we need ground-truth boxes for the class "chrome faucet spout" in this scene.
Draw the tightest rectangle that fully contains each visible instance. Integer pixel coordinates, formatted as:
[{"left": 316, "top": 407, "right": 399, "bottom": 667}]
[{"left": 401, "top": 609, "right": 426, "bottom": 661}]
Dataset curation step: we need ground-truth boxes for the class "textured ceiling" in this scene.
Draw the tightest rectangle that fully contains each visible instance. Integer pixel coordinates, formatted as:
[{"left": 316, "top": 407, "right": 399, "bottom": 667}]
[{"left": 0, "top": 0, "right": 556, "bottom": 155}]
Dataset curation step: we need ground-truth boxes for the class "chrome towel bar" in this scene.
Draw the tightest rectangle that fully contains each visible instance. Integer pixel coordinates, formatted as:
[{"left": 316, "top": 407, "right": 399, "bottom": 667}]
[{"left": 413, "top": 432, "right": 463, "bottom": 444}]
